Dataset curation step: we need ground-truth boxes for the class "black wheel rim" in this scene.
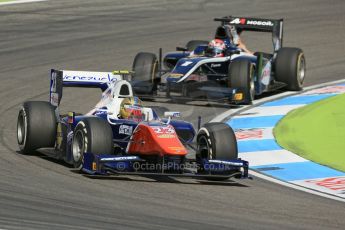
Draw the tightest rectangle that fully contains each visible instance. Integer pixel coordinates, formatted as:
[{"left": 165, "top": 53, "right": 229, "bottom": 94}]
[{"left": 197, "top": 135, "right": 212, "bottom": 159}]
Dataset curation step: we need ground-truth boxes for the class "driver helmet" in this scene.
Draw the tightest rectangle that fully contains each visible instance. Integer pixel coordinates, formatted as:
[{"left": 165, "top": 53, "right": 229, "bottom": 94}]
[
  {"left": 119, "top": 96, "right": 144, "bottom": 121},
  {"left": 205, "top": 39, "right": 226, "bottom": 57}
]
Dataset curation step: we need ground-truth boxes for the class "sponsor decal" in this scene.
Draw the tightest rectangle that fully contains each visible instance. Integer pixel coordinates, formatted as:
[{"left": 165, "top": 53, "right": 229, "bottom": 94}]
[
  {"left": 50, "top": 92, "right": 59, "bottom": 106},
  {"left": 246, "top": 20, "right": 273, "bottom": 26},
  {"left": 152, "top": 126, "right": 175, "bottom": 134},
  {"left": 208, "top": 159, "right": 244, "bottom": 166},
  {"left": 164, "top": 111, "right": 181, "bottom": 118},
  {"left": 210, "top": 63, "right": 221, "bottom": 68},
  {"left": 304, "top": 86, "right": 345, "bottom": 95},
  {"left": 305, "top": 177, "right": 345, "bottom": 191},
  {"left": 230, "top": 18, "right": 274, "bottom": 26},
  {"left": 181, "top": 61, "right": 194, "bottom": 67},
  {"left": 168, "top": 73, "right": 183, "bottom": 78},
  {"left": 168, "top": 146, "right": 184, "bottom": 150},
  {"left": 63, "top": 75, "right": 109, "bottom": 82},
  {"left": 230, "top": 18, "right": 246, "bottom": 25},
  {"left": 235, "top": 128, "right": 263, "bottom": 140},
  {"left": 187, "top": 74, "right": 207, "bottom": 82},
  {"left": 157, "top": 134, "right": 175, "bottom": 139},
  {"left": 67, "top": 131, "right": 73, "bottom": 144},
  {"left": 119, "top": 125, "right": 133, "bottom": 135},
  {"left": 62, "top": 71, "right": 121, "bottom": 83},
  {"left": 94, "top": 110, "right": 108, "bottom": 116},
  {"left": 51, "top": 71, "right": 57, "bottom": 92},
  {"left": 101, "top": 156, "right": 138, "bottom": 161},
  {"left": 261, "top": 62, "right": 271, "bottom": 85}
]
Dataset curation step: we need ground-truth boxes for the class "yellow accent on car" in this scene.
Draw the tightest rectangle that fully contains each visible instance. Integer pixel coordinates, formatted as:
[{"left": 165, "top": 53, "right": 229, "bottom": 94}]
[
  {"left": 113, "top": 70, "right": 131, "bottom": 74},
  {"left": 169, "top": 73, "right": 183, "bottom": 78},
  {"left": 92, "top": 162, "right": 97, "bottom": 171},
  {"left": 234, "top": 93, "right": 243, "bottom": 101},
  {"left": 56, "top": 123, "right": 62, "bottom": 149}
]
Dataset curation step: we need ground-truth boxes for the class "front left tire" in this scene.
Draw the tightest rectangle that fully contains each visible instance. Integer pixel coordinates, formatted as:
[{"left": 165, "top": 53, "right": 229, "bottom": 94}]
[
  {"left": 275, "top": 47, "right": 306, "bottom": 91},
  {"left": 17, "top": 101, "right": 57, "bottom": 154}
]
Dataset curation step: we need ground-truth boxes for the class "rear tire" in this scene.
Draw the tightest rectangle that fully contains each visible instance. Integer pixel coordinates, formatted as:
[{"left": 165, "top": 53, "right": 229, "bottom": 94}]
[
  {"left": 196, "top": 122, "right": 238, "bottom": 180},
  {"left": 275, "top": 47, "right": 306, "bottom": 91},
  {"left": 228, "top": 59, "right": 255, "bottom": 103},
  {"left": 17, "top": 101, "right": 57, "bottom": 154},
  {"left": 132, "top": 52, "right": 158, "bottom": 94},
  {"left": 72, "top": 117, "right": 114, "bottom": 170},
  {"left": 186, "top": 40, "right": 209, "bottom": 51}
]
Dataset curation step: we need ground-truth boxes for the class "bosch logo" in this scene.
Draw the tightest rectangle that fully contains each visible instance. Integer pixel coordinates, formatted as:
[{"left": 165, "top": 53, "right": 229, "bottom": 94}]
[
  {"left": 246, "top": 20, "right": 273, "bottom": 26},
  {"left": 230, "top": 18, "right": 274, "bottom": 26}
]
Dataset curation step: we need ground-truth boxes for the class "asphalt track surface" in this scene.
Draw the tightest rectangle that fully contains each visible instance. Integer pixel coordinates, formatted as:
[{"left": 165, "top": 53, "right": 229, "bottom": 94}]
[{"left": 0, "top": 0, "right": 344, "bottom": 229}]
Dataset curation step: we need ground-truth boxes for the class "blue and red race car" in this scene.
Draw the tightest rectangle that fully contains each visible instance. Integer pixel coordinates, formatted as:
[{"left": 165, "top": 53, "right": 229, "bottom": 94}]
[{"left": 17, "top": 69, "right": 249, "bottom": 180}]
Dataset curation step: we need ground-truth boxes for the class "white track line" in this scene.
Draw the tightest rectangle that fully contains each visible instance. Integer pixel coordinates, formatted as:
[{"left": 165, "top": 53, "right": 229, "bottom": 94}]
[
  {"left": 0, "top": 0, "right": 47, "bottom": 6},
  {"left": 249, "top": 170, "right": 345, "bottom": 202}
]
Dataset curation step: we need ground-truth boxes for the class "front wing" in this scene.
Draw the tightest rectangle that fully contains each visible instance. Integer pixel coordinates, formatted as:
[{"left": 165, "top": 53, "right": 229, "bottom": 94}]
[{"left": 82, "top": 153, "right": 250, "bottom": 180}]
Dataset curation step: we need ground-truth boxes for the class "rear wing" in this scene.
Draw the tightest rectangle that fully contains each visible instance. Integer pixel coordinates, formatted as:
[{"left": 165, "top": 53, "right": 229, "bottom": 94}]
[
  {"left": 49, "top": 69, "right": 131, "bottom": 107},
  {"left": 214, "top": 16, "right": 283, "bottom": 52}
]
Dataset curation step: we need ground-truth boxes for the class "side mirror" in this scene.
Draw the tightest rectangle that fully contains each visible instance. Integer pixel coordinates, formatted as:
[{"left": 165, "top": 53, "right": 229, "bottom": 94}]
[
  {"left": 176, "top": 47, "right": 188, "bottom": 52},
  {"left": 164, "top": 111, "right": 181, "bottom": 118}
]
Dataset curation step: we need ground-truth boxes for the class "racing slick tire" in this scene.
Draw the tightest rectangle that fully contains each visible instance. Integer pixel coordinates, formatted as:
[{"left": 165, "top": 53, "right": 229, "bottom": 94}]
[
  {"left": 275, "top": 47, "right": 306, "bottom": 91},
  {"left": 196, "top": 122, "right": 238, "bottom": 180},
  {"left": 72, "top": 117, "right": 113, "bottom": 170},
  {"left": 17, "top": 101, "right": 57, "bottom": 154},
  {"left": 186, "top": 40, "right": 209, "bottom": 51},
  {"left": 228, "top": 59, "right": 255, "bottom": 103},
  {"left": 132, "top": 52, "right": 158, "bottom": 94}
]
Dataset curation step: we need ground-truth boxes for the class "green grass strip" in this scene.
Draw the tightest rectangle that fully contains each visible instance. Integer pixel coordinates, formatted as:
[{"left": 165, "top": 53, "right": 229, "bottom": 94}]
[{"left": 274, "top": 93, "right": 345, "bottom": 172}]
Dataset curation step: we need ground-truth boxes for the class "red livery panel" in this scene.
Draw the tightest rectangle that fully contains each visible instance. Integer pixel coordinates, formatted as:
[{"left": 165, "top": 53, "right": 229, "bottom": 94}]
[{"left": 127, "top": 123, "right": 187, "bottom": 156}]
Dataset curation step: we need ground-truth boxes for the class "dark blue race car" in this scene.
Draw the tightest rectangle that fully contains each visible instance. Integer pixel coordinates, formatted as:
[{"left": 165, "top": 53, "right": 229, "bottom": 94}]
[{"left": 131, "top": 16, "right": 306, "bottom": 104}]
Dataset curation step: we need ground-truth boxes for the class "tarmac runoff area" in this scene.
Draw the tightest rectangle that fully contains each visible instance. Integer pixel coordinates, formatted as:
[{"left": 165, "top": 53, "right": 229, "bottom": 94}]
[{"left": 223, "top": 82, "right": 345, "bottom": 201}]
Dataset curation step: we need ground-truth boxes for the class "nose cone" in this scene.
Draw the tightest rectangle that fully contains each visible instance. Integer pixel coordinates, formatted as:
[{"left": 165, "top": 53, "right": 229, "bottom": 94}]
[{"left": 127, "top": 123, "right": 187, "bottom": 156}]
